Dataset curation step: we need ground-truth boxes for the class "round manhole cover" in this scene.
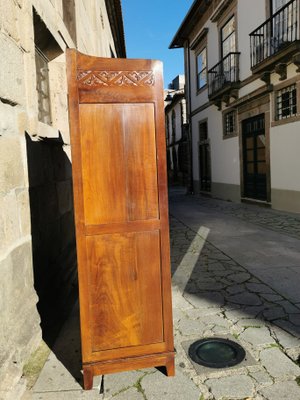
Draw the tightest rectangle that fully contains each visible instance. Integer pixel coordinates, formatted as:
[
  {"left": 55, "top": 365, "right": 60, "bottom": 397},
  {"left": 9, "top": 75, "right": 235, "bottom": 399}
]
[{"left": 188, "top": 338, "right": 246, "bottom": 368}]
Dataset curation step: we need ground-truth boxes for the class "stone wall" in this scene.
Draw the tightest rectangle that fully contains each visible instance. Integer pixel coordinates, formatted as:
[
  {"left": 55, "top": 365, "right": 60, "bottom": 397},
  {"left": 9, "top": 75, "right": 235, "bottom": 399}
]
[{"left": 0, "top": 0, "right": 123, "bottom": 398}]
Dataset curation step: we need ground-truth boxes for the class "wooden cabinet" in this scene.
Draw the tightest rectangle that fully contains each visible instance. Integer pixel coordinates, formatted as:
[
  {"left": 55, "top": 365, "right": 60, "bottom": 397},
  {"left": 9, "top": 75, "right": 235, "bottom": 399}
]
[{"left": 66, "top": 50, "right": 175, "bottom": 389}]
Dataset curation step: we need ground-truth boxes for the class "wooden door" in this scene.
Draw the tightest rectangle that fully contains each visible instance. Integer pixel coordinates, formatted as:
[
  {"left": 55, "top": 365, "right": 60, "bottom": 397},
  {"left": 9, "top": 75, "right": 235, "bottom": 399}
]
[
  {"left": 199, "top": 121, "right": 211, "bottom": 192},
  {"left": 242, "top": 114, "right": 267, "bottom": 201},
  {"left": 67, "top": 50, "right": 174, "bottom": 389}
]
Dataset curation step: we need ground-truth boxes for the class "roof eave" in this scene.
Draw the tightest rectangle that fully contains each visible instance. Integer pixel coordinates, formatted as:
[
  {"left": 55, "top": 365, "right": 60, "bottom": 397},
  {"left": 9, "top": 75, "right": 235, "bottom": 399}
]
[
  {"left": 105, "top": 0, "right": 127, "bottom": 58},
  {"left": 169, "top": 0, "right": 212, "bottom": 49}
]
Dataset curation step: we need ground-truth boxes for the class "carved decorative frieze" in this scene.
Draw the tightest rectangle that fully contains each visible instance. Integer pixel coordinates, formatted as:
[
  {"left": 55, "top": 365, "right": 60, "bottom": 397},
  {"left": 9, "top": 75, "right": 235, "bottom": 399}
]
[{"left": 77, "top": 70, "right": 155, "bottom": 87}]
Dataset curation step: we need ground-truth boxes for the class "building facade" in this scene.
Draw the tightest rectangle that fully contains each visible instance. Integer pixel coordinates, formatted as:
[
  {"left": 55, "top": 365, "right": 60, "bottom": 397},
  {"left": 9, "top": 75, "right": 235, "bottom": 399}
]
[
  {"left": 170, "top": 0, "right": 300, "bottom": 213},
  {"left": 165, "top": 75, "right": 189, "bottom": 185},
  {"left": 0, "top": 1, "right": 125, "bottom": 398}
]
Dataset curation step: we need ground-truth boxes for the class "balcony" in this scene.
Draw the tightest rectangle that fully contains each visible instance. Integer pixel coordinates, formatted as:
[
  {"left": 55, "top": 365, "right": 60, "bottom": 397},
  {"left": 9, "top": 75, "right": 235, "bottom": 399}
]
[
  {"left": 208, "top": 52, "right": 240, "bottom": 102},
  {"left": 250, "top": 0, "right": 300, "bottom": 76}
]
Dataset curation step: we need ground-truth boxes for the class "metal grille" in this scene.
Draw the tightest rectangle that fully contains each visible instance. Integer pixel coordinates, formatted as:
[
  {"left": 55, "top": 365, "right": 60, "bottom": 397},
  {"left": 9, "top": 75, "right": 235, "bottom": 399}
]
[
  {"left": 207, "top": 52, "right": 240, "bottom": 97},
  {"left": 224, "top": 111, "right": 236, "bottom": 136},
  {"left": 35, "top": 46, "right": 52, "bottom": 125},
  {"left": 250, "top": 0, "right": 298, "bottom": 68},
  {"left": 276, "top": 83, "right": 297, "bottom": 120}
]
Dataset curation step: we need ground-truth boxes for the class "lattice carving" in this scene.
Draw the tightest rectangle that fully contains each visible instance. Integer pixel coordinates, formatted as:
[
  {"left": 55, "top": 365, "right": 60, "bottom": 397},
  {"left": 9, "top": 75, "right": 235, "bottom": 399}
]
[{"left": 77, "top": 70, "right": 155, "bottom": 87}]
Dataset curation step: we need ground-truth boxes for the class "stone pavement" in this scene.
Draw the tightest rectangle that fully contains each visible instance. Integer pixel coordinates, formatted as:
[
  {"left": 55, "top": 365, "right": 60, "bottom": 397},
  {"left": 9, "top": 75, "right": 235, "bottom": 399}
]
[{"left": 25, "top": 188, "right": 300, "bottom": 400}]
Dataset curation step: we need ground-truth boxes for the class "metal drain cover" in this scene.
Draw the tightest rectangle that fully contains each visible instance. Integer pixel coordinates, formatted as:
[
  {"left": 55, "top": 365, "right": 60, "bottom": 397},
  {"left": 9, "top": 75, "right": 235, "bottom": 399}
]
[{"left": 188, "top": 337, "right": 246, "bottom": 368}]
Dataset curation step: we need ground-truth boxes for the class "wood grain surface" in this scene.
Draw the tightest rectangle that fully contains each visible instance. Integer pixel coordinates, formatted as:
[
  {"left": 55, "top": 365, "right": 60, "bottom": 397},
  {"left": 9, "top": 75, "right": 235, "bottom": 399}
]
[{"left": 67, "top": 49, "right": 175, "bottom": 390}]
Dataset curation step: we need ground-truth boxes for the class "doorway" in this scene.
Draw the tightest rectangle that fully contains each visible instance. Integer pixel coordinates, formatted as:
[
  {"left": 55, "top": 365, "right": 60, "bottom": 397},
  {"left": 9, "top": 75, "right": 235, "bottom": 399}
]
[
  {"left": 198, "top": 120, "right": 211, "bottom": 192},
  {"left": 242, "top": 114, "right": 267, "bottom": 201}
]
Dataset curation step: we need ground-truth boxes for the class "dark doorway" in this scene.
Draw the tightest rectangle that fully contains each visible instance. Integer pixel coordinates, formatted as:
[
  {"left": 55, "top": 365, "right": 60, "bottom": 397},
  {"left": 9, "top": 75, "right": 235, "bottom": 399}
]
[
  {"left": 242, "top": 114, "right": 267, "bottom": 201},
  {"left": 199, "top": 121, "right": 211, "bottom": 192}
]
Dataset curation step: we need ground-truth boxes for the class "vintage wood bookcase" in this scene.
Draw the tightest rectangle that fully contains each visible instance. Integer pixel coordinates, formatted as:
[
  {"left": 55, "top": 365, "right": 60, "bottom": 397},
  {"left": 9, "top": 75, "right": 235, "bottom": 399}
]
[{"left": 66, "top": 50, "right": 175, "bottom": 389}]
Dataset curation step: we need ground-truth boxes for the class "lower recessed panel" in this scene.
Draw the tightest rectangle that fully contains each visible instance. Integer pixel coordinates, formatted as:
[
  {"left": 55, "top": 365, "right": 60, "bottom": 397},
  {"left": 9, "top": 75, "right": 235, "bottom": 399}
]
[{"left": 86, "top": 230, "right": 163, "bottom": 353}]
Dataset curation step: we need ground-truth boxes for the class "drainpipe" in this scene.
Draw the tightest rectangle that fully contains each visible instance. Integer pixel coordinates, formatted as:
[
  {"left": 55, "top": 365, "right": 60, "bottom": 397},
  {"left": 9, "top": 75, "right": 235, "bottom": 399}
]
[{"left": 185, "top": 38, "right": 194, "bottom": 194}]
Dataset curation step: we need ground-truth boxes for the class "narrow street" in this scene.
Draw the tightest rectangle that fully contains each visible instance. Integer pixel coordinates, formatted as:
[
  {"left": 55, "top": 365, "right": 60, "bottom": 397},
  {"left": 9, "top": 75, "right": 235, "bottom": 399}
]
[{"left": 27, "top": 188, "right": 300, "bottom": 400}]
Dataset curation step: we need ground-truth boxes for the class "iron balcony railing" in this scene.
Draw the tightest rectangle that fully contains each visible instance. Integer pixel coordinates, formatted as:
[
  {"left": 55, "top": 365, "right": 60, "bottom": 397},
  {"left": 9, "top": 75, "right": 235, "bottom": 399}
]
[
  {"left": 207, "top": 52, "right": 240, "bottom": 98},
  {"left": 250, "top": 0, "right": 299, "bottom": 68}
]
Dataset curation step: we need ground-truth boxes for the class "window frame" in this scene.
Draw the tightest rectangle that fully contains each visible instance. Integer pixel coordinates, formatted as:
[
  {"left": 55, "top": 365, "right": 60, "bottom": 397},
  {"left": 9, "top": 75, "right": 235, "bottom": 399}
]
[
  {"left": 35, "top": 46, "right": 52, "bottom": 125},
  {"left": 275, "top": 83, "right": 297, "bottom": 120},
  {"left": 221, "top": 15, "right": 236, "bottom": 59},
  {"left": 171, "top": 110, "right": 176, "bottom": 143},
  {"left": 223, "top": 109, "right": 238, "bottom": 139},
  {"left": 196, "top": 47, "right": 207, "bottom": 92},
  {"left": 271, "top": 77, "right": 300, "bottom": 126}
]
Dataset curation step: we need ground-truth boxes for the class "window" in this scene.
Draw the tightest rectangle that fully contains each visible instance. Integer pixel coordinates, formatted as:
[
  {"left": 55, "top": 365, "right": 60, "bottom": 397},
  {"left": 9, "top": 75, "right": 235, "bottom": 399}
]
[
  {"left": 166, "top": 115, "right": 170, "bottom": 146},
  {"left": 33, "top": 9, "right": 62, "bottom": 125},
  {"left": 221, "top": 16, "right": 235, "bottom": 58},
  {"left": 35, "top": 47, "right": 52, "bottom": 125},
  {"left": 223, "top": 110, "right": 237, "bottom": 138},
  {"left": 196, "top": 48, "right": 207, "bottom": 90},
  {"left": 62, "top": 0, "right": 77, "bottom": 44},
  {"left": 271, "top": 0, "right": 290, "bottom": 14},
  {"left": 271, "top": 0, "right": 297, "bottom": 44},
  {"left": 171, "top": 110, "right": 176, "bottom": 142},
  {"left": 276, "top": 84, "right": 297, "bottom": 120},
  {"left": 199, "top": 120, "right": 208, "bottom": 142}
]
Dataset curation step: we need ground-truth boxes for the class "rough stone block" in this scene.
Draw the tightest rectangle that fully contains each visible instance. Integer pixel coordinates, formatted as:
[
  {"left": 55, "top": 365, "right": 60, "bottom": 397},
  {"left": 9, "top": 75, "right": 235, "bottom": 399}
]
[
  {"left": 17, "top": 189, "right": 31, "bottom": 236},
  {"left": 0, "top": 101, "right": 18, "bottom": 136},
  {"left": 0, "top": 35, "right": 25, "bottom": 105},
  {"left": 0, "top": 136, "right": 26, "bottom": 194},
  {"left": 0, "top": 241, "right": 41, "bottom": 399},
  {"left": 0, "top": 0, "right": 19, "bottom": 43},
  {"left": 0, "top": 191, "right": 21, "bottom": 252}
]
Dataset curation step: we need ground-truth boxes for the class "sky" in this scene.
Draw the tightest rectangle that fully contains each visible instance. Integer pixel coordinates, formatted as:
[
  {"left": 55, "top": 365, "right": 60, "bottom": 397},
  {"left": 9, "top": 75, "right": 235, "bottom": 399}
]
[{"left": 122, "top": 0, "right": 194, "bottom": 88}]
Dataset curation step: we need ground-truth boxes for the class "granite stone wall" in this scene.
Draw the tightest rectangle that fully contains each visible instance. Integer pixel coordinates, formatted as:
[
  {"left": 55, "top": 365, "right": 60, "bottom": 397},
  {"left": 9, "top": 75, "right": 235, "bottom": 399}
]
[{"left": 0, "top": 0, "right": 121, "bottom": 398}]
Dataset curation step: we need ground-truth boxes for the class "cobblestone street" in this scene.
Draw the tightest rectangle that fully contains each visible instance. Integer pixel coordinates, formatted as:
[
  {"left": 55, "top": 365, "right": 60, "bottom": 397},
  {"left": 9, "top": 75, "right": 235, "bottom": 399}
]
[{"left": 27, "top": 188, "right": 300, "bottom": 400}]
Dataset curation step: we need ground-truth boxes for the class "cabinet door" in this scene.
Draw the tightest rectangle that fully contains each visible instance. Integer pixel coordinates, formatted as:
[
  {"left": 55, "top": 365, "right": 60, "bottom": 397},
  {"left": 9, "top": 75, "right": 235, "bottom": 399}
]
[{"left": 67, "top": 50, "right": 174, "bottom": 366}]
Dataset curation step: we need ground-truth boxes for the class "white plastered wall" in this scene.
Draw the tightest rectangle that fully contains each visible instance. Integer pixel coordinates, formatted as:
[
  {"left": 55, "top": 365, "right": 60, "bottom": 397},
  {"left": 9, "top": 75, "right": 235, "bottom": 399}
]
[
  {"left": 191, "top": 106, "right": 240, "bottom": 185},
  {"left": 270, "top": 122, "right": 300, "bottom": 191}
]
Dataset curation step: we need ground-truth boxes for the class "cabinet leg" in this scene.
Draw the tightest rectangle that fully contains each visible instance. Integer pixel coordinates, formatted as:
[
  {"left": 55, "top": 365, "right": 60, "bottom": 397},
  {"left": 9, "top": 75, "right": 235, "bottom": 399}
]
[
  {"left": 165, "top": 358, "right": 175, "bottom": 377},
  {"left": 83, "top": 367, "right": 93, "bottom": 390}
]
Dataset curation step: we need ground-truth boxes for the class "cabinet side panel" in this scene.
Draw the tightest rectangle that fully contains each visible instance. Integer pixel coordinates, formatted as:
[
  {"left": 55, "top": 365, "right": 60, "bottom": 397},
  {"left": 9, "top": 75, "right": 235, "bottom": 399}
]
[
  {"left": 124, "top": 104, "right": 159, "bottom": 221},
  {"left": 86, "top": 231, "right": 163, "bottom": 353},
  {"left": 79, "top": 104, "right": 127, "bottom": 225}
]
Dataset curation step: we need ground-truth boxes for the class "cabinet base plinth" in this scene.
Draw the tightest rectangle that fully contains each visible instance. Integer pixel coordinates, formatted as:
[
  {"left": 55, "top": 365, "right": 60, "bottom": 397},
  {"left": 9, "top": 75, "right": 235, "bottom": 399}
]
[{"left": 83, "top": 351, "right": 175, "bottom": 390}]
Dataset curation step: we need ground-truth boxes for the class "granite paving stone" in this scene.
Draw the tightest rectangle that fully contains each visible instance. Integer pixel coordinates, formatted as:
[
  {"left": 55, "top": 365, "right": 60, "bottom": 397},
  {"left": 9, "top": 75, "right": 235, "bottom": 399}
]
[
  {"left": 141, "top": 369, "right": 202, "bottom": 400},
  {"left": 259, "top": 380, "right": 300, "bottom": 400},
  {"left": 227, "top": 292, "right": 263, "bottom": 306},
  {"left": 178, "top": 317, "right": 206, "bottom": 336},
  {"left": 250, "top": 370, "right": 273, "bottom": 386},
  {"left": 102, "top": 370, "right": 145, "bottom": 398},
  {"left": 263, "top": 306, "right": 287, "bottom": 320},
  {"left": 205, "top": 375, "right": 255, "bottom": 399},
  {"left": 239, "top": 327, "right": 275, "bottom": 347},
  {"left": 110, "top": 388, "right": 144, "bottom": 400},
  {"left": 260, "top": 348, "right": 300, "bottom": 378},
  {"left": 26, "top": 189, "right": 300, "bottom": 400}
]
